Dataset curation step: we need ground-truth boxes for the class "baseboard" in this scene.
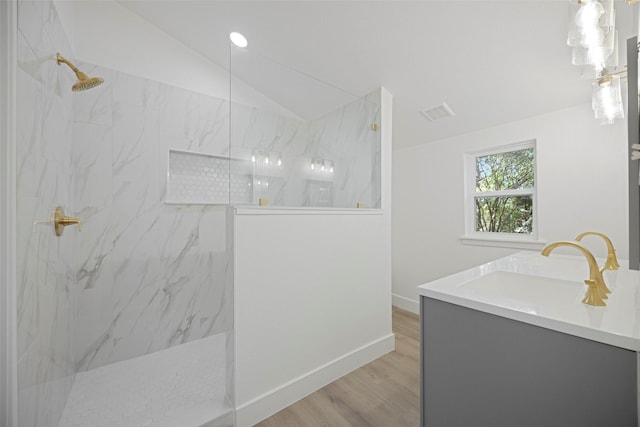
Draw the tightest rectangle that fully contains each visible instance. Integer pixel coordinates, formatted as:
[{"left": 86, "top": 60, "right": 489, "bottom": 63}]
[
  {"left": 235, "top": 333, "right": 395, "bottom": 427},
  {"left": 392, "top": 294, "right": 419, "bottom": 314},
  {"left": 199, "top": 410, "right": 234, "bottom": 427}
]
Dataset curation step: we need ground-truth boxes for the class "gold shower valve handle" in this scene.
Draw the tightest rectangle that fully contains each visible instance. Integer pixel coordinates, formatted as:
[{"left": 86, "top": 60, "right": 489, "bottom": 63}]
[{"left": 53, "top": 206, "right": 82, "bottom": 237}]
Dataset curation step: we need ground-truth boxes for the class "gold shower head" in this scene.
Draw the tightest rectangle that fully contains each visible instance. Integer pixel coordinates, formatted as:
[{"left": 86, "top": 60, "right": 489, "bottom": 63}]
[{"left": 56, "top": 53, "right": 104, "bottom": 92}]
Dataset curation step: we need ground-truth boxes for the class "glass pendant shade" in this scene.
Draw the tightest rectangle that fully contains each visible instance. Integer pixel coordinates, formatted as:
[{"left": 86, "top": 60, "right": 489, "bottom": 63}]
[
  {"left": 592, "top": 74, "right": 624, "bottom": 124},
  {"left": 567, "top": 1, "right": 587, "bottom": 46},
  {"left": 567, "top": 0, "right": 615, "bottom": 48},
  {"left": 567, "top": 1, "right": 623, "bottom": 125},
  {"left": 580, "top": 26, "right": 605, "bottom": 47},
  {"left": 567, "top": 0, "right": 602, "bottom": 47},
  {"left": 596, "top": 0, "right": 615, "bottom": 28},
  {"left": 575, "top": 1, "right": 604, "bottom": 27},
  {"left": 573, "top": 29, "right": 618, "bottom": 76}
]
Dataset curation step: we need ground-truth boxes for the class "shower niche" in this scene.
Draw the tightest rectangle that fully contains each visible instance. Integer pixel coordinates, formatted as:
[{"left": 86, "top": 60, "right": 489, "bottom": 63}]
[{"left": 167, "top": 149, "right": 253, "bottom": 205}]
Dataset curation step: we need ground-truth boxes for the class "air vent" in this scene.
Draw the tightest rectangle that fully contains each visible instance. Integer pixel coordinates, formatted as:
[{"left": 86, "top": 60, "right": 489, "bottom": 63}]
[{"left": 421, "top": 102, "right": 456, "bottom": 122}]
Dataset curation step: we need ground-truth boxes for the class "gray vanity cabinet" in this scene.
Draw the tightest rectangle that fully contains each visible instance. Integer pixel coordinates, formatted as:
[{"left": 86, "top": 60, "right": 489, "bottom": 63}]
[{"left": 420, "top": 297, "right": 639, "bottom": 427}]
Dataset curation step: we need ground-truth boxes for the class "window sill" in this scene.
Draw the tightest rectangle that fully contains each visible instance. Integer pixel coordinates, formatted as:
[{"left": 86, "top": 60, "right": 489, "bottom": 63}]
[{"left": 460, "top": 235, "right": 547, "bottom": 250}]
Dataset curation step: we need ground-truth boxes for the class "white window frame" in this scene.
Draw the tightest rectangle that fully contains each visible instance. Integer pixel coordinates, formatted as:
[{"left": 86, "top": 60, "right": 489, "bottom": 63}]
[{"left": 461, "top": 140, "right": 545, "bottom": 249}]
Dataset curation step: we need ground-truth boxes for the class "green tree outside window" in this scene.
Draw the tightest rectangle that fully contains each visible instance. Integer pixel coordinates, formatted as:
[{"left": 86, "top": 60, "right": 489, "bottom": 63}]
[{"left": 474, "top": 147, "right": 534, "bottom": 234}]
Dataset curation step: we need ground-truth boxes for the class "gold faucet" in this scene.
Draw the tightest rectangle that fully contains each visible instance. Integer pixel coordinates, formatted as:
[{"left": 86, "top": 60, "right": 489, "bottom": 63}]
[
  {"left": 575, "top": 231, "right": 620, "bottom": 271},
  {"left": 541, "top": 241, "right": 608, "bottom": 306}
]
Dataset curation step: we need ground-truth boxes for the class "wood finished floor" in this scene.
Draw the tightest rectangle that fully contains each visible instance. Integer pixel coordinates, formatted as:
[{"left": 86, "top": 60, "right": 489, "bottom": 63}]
[{"left": 255, "top": 307, "right": 420, "bottom": 427}]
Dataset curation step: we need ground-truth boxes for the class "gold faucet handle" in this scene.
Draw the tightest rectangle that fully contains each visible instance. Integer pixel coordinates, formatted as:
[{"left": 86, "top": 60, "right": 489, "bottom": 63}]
[{"left": 582, "top": 280, "right": 607, "bottom": 307}]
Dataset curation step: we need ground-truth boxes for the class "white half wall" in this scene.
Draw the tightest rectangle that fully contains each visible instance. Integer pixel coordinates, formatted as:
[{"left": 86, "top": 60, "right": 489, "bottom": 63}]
[
  {"left": 393, "top": 103, "right": 628, "bottom": 314},
  {"left": 233, "top": 88, "right": 393, "bottom": 427}
]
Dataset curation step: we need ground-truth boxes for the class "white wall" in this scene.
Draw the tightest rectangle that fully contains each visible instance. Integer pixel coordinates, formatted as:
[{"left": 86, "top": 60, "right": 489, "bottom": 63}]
[
  {"left": 233, "top": 88, "right": 393, "bottom": 427},
  {"left": 392, "top": 103, "right": 628, "bottom": 314}
]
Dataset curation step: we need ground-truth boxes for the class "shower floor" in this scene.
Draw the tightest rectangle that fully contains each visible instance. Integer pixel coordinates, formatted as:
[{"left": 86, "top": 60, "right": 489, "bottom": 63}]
[{"left": 58, "top": 333, "right": 232, "bottom": 427}]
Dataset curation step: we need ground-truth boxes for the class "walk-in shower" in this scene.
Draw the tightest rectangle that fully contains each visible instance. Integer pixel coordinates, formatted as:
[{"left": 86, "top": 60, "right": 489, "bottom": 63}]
[
  {"left": 10, "top": 1, "right": 382, "bottom": 426},
  {"left": 15, "top": 1, "right": 234, "bottom": 426}
]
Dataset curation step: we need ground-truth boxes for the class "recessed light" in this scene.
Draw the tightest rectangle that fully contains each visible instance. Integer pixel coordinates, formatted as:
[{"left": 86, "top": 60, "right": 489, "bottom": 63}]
[{"left": 229, "top": 32, "right": 248, "bottom": 48}]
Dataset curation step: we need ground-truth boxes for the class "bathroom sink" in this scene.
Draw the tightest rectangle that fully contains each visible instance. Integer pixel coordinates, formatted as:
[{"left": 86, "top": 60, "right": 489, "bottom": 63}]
[
  {"left": 456, "top": 270, "right": 584, "bottom": 311},
  {"left": 420, "top": 258, "right": 640, "bottom": 426},
  {"left": 418, "top": 251, "right": 640, "bottom": 352}
]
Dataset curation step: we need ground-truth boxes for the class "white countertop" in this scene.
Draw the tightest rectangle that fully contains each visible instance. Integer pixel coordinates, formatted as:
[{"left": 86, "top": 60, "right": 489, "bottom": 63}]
[{"left": 417, "top": 251, "right": 640, "bottom": 351}]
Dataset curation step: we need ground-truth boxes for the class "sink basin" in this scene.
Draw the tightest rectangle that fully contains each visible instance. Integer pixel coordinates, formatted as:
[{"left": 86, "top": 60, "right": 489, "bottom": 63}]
[{"left": 457, "top": 271, "right": 585, "bottom": 312}]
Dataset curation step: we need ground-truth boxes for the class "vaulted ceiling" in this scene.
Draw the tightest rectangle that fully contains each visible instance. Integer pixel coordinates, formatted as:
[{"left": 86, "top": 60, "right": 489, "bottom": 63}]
[{"left": 117, "top": 1, "right": 637, "bottom": 149}]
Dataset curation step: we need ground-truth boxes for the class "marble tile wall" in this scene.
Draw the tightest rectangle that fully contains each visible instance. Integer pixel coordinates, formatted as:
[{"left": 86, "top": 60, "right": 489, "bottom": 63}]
[
  {"left": 305, "top": 91, "right": 381, "bottom": 209},
  {"left": 16, "top": 1, "right": 77, "bottom": 425},
  {"left": 72, "top": 66, "right": 233, "bottom": 372},
  {"left": 229, "top": 102, "right": 307, "bottom": 206},
  {"left": 229, "top": 90, "right": 382, "bottom": 208}
]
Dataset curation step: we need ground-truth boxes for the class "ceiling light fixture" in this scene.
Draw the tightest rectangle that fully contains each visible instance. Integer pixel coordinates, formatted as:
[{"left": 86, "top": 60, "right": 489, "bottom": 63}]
[
  {"left": 566, "top": 0, "right": 634, "bottom": 124},
  {"left": 229, "top": 32, "right": 248, "bottom": 48}
]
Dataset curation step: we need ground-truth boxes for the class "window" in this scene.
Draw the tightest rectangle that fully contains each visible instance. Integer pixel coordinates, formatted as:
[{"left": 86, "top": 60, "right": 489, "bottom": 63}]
[{"left": 464, "top": 141, "right": 538, "bottom": 246}]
